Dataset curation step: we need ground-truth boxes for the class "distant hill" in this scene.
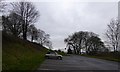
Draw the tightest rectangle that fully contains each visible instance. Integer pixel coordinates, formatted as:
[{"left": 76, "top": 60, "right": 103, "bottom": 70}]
[{"left": 2, "top": 32, "right": 48, "bottom": 70}]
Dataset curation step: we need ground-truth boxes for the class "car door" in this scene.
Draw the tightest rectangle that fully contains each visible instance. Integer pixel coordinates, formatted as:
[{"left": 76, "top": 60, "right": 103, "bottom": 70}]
[{"left": 50, "top": 52, "right": 57, "bottom": 59}]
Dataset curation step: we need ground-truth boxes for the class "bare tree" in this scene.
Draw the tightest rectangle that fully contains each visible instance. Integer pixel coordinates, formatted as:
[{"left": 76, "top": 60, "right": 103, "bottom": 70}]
[
  {"left": 0, "top": 0, "right": 6, "bottom": 12},
  {"left": 86, "top": 36, "right": 105, "bottom": 55},
  {"left": 11, "top": 2, "right": 39, "bottom": 40},
  {"left": 45, "top": 40, "right": 53, "bottom": 49},
  {"left": 37, "top": 29, "right": 52, "bottom": 48},
  {"left": 64, "top": 35, "right": 78, "bottom": 54},
  {"left": 28, "top": 24, "right": 38, "bottom": 42},
  {"left": 106, "top": 18, "right": 120, "bottom": 52},
  {"left": 37, "top": 29, "right": 46, "bottom": 45}
]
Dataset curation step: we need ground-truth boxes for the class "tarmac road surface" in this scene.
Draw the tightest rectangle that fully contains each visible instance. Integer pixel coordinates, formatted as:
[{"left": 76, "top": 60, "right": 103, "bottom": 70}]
[{"left": 37, "top": 55, "right": 119, "bottom": 72}]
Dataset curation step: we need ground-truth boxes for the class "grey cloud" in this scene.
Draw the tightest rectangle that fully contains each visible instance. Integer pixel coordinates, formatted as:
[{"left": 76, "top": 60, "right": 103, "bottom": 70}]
[{"left": 34, "top": 2, "right": 117, "bottom": 50}]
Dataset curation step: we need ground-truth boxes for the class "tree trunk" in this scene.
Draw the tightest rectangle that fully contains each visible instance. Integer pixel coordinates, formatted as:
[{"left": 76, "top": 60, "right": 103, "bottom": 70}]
[
  {"left": 23, "top": 32, "right": 27, "bottom": 40},
  {"left": 31, "top": 35, "right": 33, "bottom": 42}
]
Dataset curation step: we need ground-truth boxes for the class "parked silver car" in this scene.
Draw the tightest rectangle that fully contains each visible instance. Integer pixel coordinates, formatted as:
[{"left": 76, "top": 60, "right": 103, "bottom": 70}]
[{"left": 45, "top": 52, "right": 63, "bottom": 60}]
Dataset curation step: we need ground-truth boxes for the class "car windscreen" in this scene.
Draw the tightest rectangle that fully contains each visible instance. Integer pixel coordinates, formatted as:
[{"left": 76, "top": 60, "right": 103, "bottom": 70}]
[
  {"left": 47, "top": 52, "right": 58, "bottom": 54},
  {"left": 46, "top": 52, "right": 50, "bottom": 54}
]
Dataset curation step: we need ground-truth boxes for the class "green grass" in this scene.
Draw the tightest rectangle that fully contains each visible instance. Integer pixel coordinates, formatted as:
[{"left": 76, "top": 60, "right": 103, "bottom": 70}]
[
  {"left": 2, "top": 32, "right": 48, "bottom": 71},
  {"left": 81, "top": 53, "right": 120, "bottom": 62}
]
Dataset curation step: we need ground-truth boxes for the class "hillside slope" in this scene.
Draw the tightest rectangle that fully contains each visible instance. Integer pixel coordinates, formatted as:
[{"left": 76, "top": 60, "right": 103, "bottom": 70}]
[{"left": 2, "top": 32, "right": 48, "bottom": 70}]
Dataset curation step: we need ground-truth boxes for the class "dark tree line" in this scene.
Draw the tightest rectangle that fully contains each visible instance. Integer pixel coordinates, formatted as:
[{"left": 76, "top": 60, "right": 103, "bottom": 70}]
[
  {"left": 2, "top": 1, "right": 52, "bottom": 49},
  {"left": 2, "top": 12, "right": 23, "bottom": 36},
  {"left": 65, "top": 31, "right": 108, "bottom": 55},
  {"left": 65, "top": 18, "right": 120, "bottom": 54}
]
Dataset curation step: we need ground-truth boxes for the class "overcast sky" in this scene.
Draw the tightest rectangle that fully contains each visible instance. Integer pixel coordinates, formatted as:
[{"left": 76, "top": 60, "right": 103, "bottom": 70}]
[
  {"left": 3, "top": 0, "right": 118, "bottom": 50},
  {"left": 31, "top": 2, "right": 118, "bottom": 50}
]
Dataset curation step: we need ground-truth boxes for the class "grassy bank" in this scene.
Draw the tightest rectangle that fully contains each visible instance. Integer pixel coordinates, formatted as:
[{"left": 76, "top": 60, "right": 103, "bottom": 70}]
[
  {"left": 2, "top": 32, "right": 48, "bottom": 71},
  {"left": 81, "top": 52, "right": 120, "bottom": 62}
]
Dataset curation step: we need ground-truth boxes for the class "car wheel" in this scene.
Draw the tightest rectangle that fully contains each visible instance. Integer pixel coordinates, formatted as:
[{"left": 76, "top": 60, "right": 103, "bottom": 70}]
[{"left": 58, "top": 56, "right": 62, "bottom": 60}]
